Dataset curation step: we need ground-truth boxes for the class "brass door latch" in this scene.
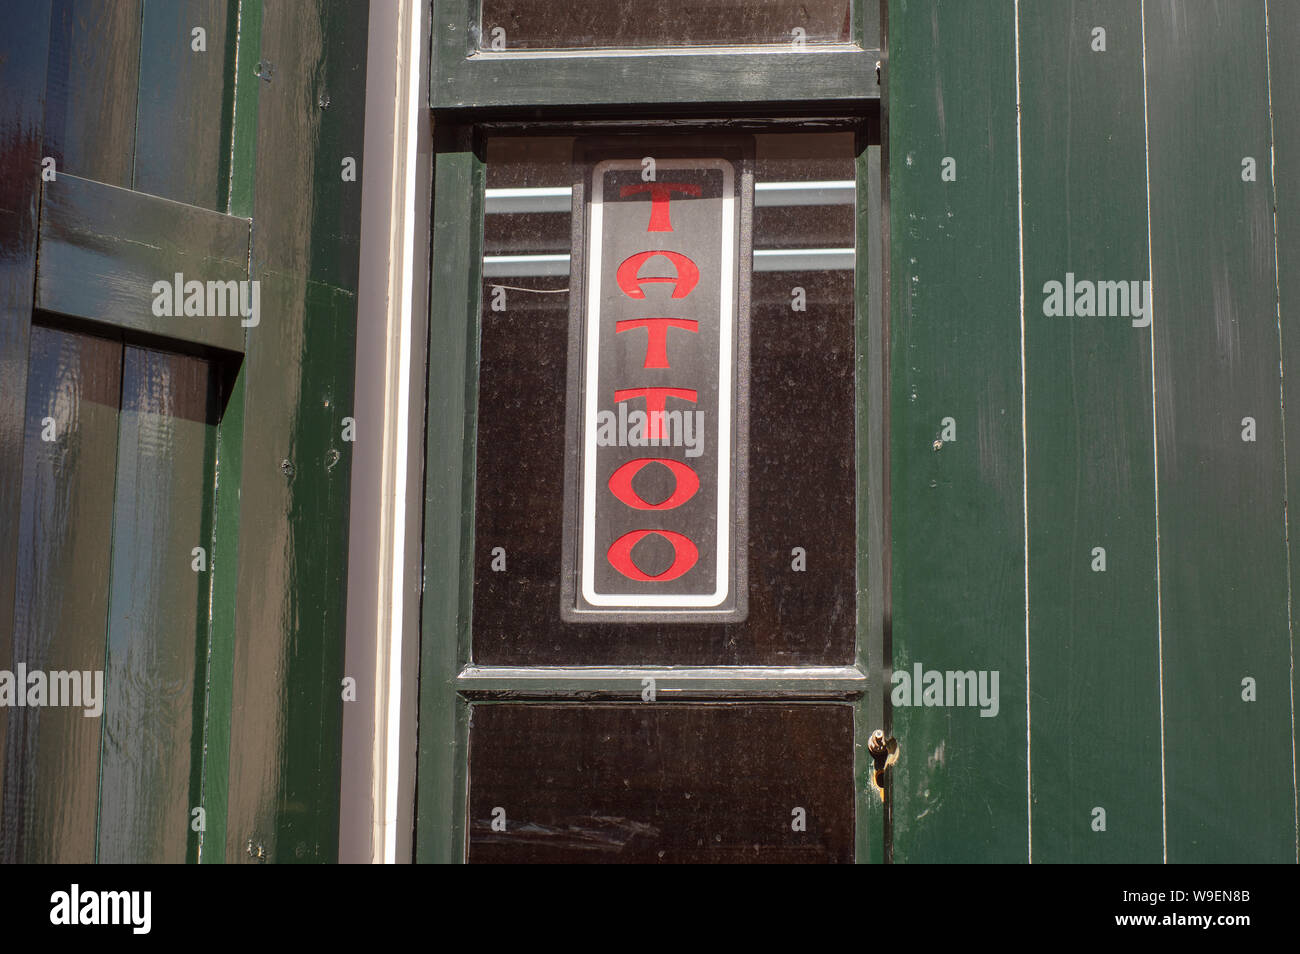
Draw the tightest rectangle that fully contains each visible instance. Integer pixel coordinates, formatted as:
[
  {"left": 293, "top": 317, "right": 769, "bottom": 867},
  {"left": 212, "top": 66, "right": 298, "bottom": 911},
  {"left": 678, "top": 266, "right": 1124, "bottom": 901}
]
[{"left": 868, "top": 729, "right": 899, "bottom": 801}]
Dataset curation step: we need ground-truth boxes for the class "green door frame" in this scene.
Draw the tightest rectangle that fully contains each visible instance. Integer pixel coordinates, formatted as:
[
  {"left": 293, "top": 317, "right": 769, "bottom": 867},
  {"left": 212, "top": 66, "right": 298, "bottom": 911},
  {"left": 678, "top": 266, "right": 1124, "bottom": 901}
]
[{"left": 417, "top": 1, "right": 887, "bottom": 863}]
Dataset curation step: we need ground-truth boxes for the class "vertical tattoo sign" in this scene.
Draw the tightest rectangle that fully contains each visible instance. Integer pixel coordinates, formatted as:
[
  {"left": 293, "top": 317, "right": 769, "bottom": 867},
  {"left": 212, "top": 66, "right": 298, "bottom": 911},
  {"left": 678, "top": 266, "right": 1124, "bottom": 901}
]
[{"left": 562, "top": 138, "right": 751, "bottom": 622}]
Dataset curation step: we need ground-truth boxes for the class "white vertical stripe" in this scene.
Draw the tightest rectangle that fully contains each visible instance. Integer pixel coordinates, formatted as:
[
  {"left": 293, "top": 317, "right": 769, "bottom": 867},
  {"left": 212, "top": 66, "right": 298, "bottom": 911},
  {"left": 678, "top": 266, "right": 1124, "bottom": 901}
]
[
  {"left": 1139, "top": 0, "right": 1170, "bottom": 864},
  {"left": 1013, "top": 0, "right": 1032, "bottom": 864},
  {"left": 1262, "top": 0, "right": 1300, "bottom": 864},
  {"left": 379, "top": 0, "right": 424, "bottom": 865}
]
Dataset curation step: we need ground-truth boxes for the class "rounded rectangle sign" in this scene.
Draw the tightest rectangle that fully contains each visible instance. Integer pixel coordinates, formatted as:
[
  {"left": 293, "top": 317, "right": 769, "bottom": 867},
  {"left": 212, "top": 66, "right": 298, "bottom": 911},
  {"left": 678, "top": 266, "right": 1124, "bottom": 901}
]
[{"left": 561, "top": 138, "right": 752, "bottom": 622}]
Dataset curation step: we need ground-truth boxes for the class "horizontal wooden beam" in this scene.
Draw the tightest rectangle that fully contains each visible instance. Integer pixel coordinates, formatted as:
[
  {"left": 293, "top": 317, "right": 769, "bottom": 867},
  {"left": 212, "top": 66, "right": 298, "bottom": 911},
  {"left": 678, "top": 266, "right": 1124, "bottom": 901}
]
[
  {"left": 36, "top": 173, "right": 250, "bottom": 355},
  {"left": 456, "top": 665, "right": 869, "bottom": 699},
  {"left": 432, "top": 48, "right": 881, "bottom": 111}
]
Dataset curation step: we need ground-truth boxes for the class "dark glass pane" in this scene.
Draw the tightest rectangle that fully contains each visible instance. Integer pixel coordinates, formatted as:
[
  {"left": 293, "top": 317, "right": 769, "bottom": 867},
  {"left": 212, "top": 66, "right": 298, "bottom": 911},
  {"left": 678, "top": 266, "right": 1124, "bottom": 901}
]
[
  {"left": 468, "top": 703, "right": 854, "bottom": 863},
  {"left": 477, "top": 0, "right": 853, "bottom": 50},
  {"left": 473, "top": 130, "right": 857, "bottom": 665}
]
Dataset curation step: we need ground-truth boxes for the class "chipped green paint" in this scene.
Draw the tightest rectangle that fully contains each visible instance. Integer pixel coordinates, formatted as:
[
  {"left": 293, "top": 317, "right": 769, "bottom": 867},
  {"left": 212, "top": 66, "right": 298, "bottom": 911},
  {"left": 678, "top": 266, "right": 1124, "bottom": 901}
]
[
  {"left": 887, "top": 0, "right": 1027, "bottom": 863},
  {"left": 225, "top": 0, "right": 368, "bottom": 864},
  {"left": 1019, "top": 0, "right": 1162, "bottom": 863},
  {"left": 887, "top": 0, "right": 1299, "bottom": 862}
]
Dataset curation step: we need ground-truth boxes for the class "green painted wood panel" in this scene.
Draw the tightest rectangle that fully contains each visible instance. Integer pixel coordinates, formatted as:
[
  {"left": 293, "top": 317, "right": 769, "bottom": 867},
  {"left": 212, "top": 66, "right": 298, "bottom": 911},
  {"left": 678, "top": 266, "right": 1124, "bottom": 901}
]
[
  {"left": 197, "top": 0, "right": 263, "bottom": 864},
  {"left": 42, "top": 0, "right": 142, "bottom": 187},
  {"left": 2, "top": 325, "right": 121, "bottom": 863},
  {"left": 1144, "top": 0, "right": 1295, "bottom": 862},
  {"left": 416, "top": 127, "right": 483, "bottom": 865},
  {"left": 0, "top": 0, "right": 54, "bottom": 813},
  {"left": 35, "top": 172, "right": 250, "bottom": 354},
  {"left": 855, "top": 126, "right": 886, "bottom": 864},
  {"left": 1268, "top": 0, "right": 1300, "bottom": 864},
  {"left": 887, "top": 0, "right": 1027, "bottom": 863},
  {"left": 1019, "top": 1, "right": 1163, "bottom": 862},
  {"left": 97, "top": 346, "right": 221, "bottom": 863},
  {"left": 226, "top": 0, "right": 367, "bottom": 864},
  {"left": 135, "top": 0, "right": 237, "bottom": 210}
]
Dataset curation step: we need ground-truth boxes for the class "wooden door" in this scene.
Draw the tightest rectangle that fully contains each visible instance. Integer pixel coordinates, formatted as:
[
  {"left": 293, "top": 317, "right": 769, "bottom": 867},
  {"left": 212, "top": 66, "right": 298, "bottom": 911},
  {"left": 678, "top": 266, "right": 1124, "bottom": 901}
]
[{"left": 417, "top": 0, "right": 886, "bottom": 863}]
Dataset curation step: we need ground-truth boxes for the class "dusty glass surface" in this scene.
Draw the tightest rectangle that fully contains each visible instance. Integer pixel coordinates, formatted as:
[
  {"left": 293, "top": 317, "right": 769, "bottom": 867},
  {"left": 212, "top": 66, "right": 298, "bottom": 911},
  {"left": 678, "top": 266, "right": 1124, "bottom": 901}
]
[
  {"left": 476, "top": 1, "right": 853, "bottom": 50},
  {"left": 473, "top": 128, "right": 857, "bottom": 666}
]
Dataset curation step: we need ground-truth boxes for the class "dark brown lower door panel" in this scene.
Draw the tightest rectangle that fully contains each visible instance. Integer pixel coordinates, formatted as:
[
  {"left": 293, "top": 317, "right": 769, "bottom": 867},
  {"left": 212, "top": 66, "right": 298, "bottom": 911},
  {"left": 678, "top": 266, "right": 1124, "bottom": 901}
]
[{"left": 468, "top": 702, "right": 854, "bottom": 863}]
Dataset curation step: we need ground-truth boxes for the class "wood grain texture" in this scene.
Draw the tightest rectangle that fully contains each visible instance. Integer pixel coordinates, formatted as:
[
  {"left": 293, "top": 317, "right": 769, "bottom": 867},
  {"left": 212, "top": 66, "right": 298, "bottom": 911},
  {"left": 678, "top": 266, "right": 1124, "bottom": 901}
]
[
  {"left": 35, "top": 172, "right": 250, "bottom": 354},
  {"left": 2, "top": 326, "right": 121, "bottom": 863},
  {"left": 134, "top": 0, "right": 237, "bottom": 210},
  {"left": 226, "top": 0, "right": 367, "bottom": 864},
  {"left": 97, "top": 346, "right": 220, "bottom": 863},
  {"left": 42, "top": 0, "right": 142, "bottom": 187},
  {"left": 0, "top": 0, "right": 54, "bottom": 828}
]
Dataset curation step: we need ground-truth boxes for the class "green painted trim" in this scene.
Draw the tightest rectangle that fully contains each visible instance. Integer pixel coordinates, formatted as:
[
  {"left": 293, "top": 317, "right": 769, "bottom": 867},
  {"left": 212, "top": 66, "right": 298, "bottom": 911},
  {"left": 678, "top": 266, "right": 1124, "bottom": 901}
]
[
  {"left": 35, "top": 173, "right": 250, "bottom": 355},
  {"left": 199, "top": 364, "right": 246, "bottom": 864},
  {"left": 455, "top": 666, "right": 867, "bottom": 698},
  {"left": 226, "top": 0, "right": 262, "bottom": 221},
  {"left": 198, "top": 0, "right": 262, "bottom": 865},
  {"left": 187, "top": 364, "right": 225, "bottom": 866},
  {"left": 416, "top": 125, "right": 484, "bottom": 864},
  {"left": 1268, "top": 0, "right": 1300, "bottom": 864},
  {"left": 215, "top": 0, "right": 243, "bottom": 214},
  {"left": 886, "top": 0, "right": 1027, "bottom": 863},
  {"left": 225, "top": 0, "right": 367, "bottom": 864},
  {"left": 432, "top": 50, "right": 880, "bottom": 111},
  {"left": 430, "top": 0, "right": 879, "bottom": 110},
  {"left": 855, "top": 122, "right": 886, "bottom": 865}
]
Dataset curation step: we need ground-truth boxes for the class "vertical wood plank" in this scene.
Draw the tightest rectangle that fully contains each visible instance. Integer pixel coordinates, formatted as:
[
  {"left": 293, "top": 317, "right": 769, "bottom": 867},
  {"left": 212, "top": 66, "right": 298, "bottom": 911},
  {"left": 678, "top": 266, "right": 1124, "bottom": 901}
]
[
  {"left": 134, "top": 0, "right": 237, "bottom": 210},
  {"left": 855, "top": 124, "right": 886, "bottom": 863},
  {"left": 226, "top": 0, "right": 368, "bottom": 864},
  {"left": 1266, "top": 0, "right": 1300, "bottom": 863},
  {"left": 0, "top": 0, "right": 54, "bottom": 820},
  {"left": 416, "top": 125, "right": 483, "bottom": 864},
  {"left": 197, "top": 0, "right": 263, "bottom": 864},
  {"left": 886, "top": 0, "right": 1027, "bottom": 862},
  {"left": 1019, "top": 0, "right": 1164, "bottom": 862},
  {"left": 97, "top": 346, "right": 219, "bottom": 863},
  {"left": 2, "top": 325, "right": 121, "bottom": 863},
  {"left": 42, "top": 0, "right": 142, "bottom": 188},
  {"left": 1145, "top": 0, "right": 1295, "bottom": 861}
]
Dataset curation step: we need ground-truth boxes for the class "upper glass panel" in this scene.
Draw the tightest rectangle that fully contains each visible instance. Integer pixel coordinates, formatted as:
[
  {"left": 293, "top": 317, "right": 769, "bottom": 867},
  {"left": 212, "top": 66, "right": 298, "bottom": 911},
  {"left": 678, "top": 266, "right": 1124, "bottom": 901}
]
[
  {"left": 476, "top": 0, "right": 853, "bottom": 51},
  {"left": 472, "top": 127, "right": 858, "bottom": 666}
]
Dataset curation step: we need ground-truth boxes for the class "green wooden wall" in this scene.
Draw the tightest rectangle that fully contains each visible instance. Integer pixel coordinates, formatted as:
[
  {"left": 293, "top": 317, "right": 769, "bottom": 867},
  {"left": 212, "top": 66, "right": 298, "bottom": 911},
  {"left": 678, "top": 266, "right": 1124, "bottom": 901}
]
[
  {"left": 0, "top": 0, "right": 368, "bottom": 864},
  {"left": 888, "top": 0, "right": 1298, "bottom": 862}
]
